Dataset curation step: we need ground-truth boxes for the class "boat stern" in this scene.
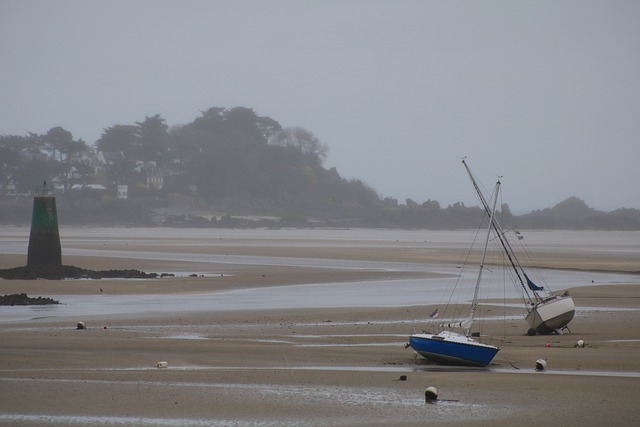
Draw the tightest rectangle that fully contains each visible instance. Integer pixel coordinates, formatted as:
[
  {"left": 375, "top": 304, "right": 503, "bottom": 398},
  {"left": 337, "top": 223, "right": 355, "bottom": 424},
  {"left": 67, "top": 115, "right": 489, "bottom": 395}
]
[
  {"left": 526, "top": 295, "right": 575, "bottom": 334},
  {"left": 408, "top": 333, "right": 499, "bottom": 367}
]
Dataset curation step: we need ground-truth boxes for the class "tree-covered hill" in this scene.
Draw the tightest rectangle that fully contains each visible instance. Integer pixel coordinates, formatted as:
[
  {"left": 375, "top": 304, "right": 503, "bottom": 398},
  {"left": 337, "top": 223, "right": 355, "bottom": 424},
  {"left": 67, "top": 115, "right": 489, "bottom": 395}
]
[{"left": 1, "top": 106, "right": 639, "bottom": 229}]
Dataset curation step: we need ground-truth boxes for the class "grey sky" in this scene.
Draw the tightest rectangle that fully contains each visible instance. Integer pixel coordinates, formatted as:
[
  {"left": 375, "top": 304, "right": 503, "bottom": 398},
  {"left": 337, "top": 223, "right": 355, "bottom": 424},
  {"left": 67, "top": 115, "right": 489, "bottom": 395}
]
[{"left": 2, "top": 0, "right": 639, "bottom": 213}]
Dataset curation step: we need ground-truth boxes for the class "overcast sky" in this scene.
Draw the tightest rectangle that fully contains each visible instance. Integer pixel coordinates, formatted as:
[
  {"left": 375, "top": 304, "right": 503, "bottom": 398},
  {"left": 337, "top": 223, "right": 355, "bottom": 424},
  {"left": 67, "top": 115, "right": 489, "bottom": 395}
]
[{"left": 2, "top": 1, "right": 639, "bottom": 213}]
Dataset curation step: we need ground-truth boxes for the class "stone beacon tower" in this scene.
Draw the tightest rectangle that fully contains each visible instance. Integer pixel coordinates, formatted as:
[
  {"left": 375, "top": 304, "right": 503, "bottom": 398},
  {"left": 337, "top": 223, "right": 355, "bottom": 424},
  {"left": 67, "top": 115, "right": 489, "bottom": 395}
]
[{"left": 27, "top": 182, "right": 62, "bottom": 266}]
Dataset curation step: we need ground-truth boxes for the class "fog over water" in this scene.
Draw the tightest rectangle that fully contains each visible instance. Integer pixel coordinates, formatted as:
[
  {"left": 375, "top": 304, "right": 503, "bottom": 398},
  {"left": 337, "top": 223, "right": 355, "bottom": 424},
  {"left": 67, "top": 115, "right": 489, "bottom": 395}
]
[{"left": 2, "top": 1, "right": 640, "bottom": 212}]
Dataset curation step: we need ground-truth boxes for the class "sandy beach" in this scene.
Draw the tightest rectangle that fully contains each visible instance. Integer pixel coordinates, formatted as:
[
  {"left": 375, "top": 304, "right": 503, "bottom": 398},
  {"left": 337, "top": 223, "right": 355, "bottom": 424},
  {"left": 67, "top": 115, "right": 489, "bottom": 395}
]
[{"left": 0, "top": 227, "right": 639, "bottom": 426}]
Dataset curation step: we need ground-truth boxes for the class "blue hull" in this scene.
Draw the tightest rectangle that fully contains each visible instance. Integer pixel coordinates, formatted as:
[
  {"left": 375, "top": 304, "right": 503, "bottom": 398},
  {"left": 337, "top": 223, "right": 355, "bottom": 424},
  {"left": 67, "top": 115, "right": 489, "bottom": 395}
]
[{"left": 409, "top": 335, "right": 499, "bottom": 367}]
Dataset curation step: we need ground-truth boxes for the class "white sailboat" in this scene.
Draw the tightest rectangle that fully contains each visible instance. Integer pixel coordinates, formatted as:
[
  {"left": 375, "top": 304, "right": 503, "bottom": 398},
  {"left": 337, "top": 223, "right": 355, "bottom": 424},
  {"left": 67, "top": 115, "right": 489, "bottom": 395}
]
[{"left": 461, "top": 159, "right": 575, "bottom": 335}]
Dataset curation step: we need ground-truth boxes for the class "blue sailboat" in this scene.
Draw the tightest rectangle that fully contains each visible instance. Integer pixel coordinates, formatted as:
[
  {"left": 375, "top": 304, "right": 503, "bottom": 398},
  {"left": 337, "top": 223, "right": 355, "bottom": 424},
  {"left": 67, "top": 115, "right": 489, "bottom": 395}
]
[
  {"left": 408, "top": 170, "right": 501, "bottom": 367},
  {"left": 409, "top": 330, "right": 499, "bottom": 367}
]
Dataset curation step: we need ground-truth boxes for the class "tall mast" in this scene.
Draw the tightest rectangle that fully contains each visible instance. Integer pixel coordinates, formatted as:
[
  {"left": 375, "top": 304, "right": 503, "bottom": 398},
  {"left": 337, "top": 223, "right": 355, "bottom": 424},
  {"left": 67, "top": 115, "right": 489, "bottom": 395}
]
[
  {"left": 465, "top": 178, "right": 500, "bottom": 335},
  {"left": 462, "top": 159, "right": 538, "bottom": 302}
]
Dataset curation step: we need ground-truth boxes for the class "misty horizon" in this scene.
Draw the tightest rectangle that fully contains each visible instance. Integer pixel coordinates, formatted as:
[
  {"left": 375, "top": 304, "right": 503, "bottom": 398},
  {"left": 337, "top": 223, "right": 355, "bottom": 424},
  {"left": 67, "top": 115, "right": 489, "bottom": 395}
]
[
  {"left": 1, "top": 110, "right": 635, "bottom": 217},
  {"left": 2, "top": 1, "right": 639, "bottom": 213}
]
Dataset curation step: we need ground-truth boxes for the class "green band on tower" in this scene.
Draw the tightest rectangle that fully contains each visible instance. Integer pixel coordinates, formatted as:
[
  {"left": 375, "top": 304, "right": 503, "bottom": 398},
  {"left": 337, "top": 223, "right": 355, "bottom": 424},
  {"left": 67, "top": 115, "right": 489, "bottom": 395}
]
[{"left": 27, "top": 196, "right": 62, "bottom": 266}]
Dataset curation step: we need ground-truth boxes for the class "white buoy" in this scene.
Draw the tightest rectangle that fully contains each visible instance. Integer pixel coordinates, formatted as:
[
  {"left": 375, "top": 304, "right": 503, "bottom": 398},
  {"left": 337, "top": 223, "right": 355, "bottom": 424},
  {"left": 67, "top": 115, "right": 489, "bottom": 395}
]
[
  {"left": 156, "top": 361, "right": 168, "bottom": 368},
  {"left": 76, "top": 321, "right": 86, "bottom": 330},
  {"left": 576, "top": 340, "right": 585, "bottom": 348},
  {"left": 425, "top": 386, "right": 438, "bottom": 402},
  {"left": 535, "top": 358, "right": 547, "bottom": 371}
]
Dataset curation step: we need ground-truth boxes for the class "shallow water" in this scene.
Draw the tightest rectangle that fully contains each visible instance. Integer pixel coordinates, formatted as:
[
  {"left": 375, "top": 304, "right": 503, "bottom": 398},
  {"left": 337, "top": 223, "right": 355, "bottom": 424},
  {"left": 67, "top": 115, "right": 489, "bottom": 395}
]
[
  {"left": 2, "top": 266, "right": 639, "bottom": 324},
  {"left": 2, "top": 227, "right": 639, "bottom": 323}
]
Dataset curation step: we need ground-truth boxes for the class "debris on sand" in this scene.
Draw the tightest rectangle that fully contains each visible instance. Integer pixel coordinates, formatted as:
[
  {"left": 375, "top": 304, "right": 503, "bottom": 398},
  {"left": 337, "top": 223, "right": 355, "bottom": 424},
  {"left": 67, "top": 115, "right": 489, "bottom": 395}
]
[{"left": 424, "top": 386, "right": 439, "bottom": 402}]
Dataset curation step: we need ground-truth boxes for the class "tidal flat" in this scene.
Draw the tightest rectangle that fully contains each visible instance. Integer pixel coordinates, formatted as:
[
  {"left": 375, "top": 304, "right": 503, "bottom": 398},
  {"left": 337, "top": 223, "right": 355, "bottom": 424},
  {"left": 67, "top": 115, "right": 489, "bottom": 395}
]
[{"left": 0, "top": 227, "right": 639, "bottom": 426}]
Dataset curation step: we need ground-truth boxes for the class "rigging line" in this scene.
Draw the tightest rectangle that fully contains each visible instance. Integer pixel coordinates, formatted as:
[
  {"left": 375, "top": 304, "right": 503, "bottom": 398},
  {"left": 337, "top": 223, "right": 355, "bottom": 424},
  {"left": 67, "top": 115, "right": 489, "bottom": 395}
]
[
  {"left": 511, "top": 230, "right": 554, "bottom": 292},
  {"left": 462, "top": 159, "right": 537, "bottom": 302},
  {"left": 501, "top": 249, "right": 508, "bottom": 341},
  {"left": 493, "top": 235, "right": 529, "bottom": 304},
  {"left": 465, "top": 178, "right": 501, "bottom": 336},
  {"left": 444, "top": 214, "right": 485, "bottom": 325},
  {"left": 506, "top": 360, "right": 521, "bottom": 370}
]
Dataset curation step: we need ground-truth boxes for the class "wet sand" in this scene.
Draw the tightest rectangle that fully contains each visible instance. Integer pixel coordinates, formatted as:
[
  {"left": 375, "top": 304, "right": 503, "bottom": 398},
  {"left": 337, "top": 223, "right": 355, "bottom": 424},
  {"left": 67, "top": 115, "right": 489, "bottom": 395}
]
[{"left": 0, "top": 228, "right": 639, "bottom": 426}]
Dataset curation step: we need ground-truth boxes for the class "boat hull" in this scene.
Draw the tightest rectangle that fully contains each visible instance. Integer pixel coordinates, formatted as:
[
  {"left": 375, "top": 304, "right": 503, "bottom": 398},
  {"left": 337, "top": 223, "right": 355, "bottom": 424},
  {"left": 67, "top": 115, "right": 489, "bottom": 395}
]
[
  {"left": 526, "top": 294, "right": 575, "bottom": 334},
  {"left": 409, "top": 332, "right": 499, "bottom": 367}
]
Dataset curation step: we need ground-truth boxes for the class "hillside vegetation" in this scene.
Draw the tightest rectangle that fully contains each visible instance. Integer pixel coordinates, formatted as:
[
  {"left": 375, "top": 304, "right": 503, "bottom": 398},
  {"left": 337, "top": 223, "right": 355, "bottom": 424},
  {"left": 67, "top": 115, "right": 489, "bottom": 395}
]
[{"left": 1, "top": 107, "right": 638, "bottom": 229}]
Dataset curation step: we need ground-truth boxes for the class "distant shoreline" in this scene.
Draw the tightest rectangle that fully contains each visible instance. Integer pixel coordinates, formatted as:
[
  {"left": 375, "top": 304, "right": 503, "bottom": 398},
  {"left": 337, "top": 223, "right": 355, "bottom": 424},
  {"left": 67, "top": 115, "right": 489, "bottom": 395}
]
[{"left": 2, "top": 194, "right": 640, "bottom": 230}]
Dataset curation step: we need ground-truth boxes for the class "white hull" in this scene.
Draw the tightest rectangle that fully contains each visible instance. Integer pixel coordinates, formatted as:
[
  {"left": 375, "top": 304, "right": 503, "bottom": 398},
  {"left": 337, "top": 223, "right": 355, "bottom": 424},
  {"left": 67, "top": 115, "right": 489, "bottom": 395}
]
[{"left": 525, "top": 294, "right": 575, "bottom": 334}]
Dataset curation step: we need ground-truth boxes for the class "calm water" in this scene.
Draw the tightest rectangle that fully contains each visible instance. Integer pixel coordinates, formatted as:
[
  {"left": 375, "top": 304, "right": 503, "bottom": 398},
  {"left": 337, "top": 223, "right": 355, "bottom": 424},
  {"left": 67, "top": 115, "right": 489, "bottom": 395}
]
[{"left": 1, "top": 227, "right": 639, "bottom": 323}]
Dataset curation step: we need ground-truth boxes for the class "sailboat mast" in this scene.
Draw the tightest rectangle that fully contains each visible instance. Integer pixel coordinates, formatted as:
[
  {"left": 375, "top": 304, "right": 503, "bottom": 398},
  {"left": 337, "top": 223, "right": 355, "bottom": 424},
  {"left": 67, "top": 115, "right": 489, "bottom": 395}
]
[
  {"left": 465, "top": 178, "right": 501, "bottom": 336},
  {"left": 462, "top": 159, "right": 537, "bottom": 302}
]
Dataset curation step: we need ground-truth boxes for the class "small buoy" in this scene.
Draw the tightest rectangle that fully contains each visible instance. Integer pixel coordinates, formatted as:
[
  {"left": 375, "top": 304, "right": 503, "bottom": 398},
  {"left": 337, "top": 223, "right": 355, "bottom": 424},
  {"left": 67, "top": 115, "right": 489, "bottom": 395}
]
[
  {"left": 535, "top": 358, "right": 547, "bottom": 371},
  {"left": 545, "top": 342, "right": 551, "bottom": 348},
  {"left": 103, "top": 326, "right": 108, "bottom": 330},
  {"left": 576, "top": 339, "right": 585, "bottom": 348},
  {"left": 425, "top": 386, "right": 438, "bottom": 402},
  {"left": 76, "top": 321, "right": 86, "bottom": 330},
  {"left": 156, "top": 361, "right": 168, "bottom": 368}
]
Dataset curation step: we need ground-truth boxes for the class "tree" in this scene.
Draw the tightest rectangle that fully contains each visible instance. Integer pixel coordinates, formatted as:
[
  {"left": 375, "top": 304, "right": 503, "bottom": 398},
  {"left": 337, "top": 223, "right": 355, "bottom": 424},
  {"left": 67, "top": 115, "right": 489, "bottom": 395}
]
[
  {"left": 43, "top": 127, "right": 86, "bottom": 162},
  {"left": 191, "top": 107, "right": 226, "bottom": 135},
  {"left": 1, "top": 130, "right": 92, "bottom": 194},
  {"left": 0, "top": 135, "right": 24, "bottom": 195},
  {"left": 135, "top": 114, "right": 169, "bottom": 165},
  {"left": 96, "top": 125, "right": 138, "bottom": 155},
  {"left": 95, "top": 125, "right": 138, "bottom": 186},
  {"left": 422, "top": 199, "right": 441, "bottom": 212},
  {"left": 223, "top": 107, "right": 281, "bottom": 148},
  {"left": 62, "top": 162, "right": 95, "bottom": 192},
  {"left": 13, "top": 157, "right": 62, "bottom": 194},
  {"left": 167, "top": 107, "right": 284, "bottom": 197},
  {"left": 255, "top": 115, "right": 282, "bottom": 141},
  {"left": 46, "top": 128, "right": 92, "bottom": 191},
  {"left": 270, "top": 127, "right": 328, "bottom": 167}
]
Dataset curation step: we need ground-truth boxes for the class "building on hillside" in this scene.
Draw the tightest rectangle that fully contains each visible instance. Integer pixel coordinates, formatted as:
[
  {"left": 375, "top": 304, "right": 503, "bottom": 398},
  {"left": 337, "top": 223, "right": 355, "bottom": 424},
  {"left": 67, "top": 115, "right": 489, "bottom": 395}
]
[
  {"left": 117, "top": 185, "right": 128, "bottom": 200},
  {"left": 97, "top": 151, "right": 125, "bottom": 164},
  {"left": 135, "top": 161, "right": 164, "bottom": 190}
]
